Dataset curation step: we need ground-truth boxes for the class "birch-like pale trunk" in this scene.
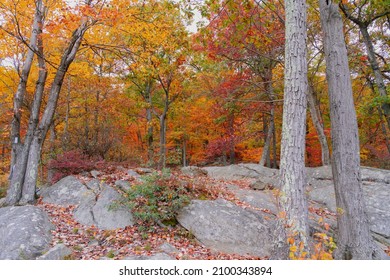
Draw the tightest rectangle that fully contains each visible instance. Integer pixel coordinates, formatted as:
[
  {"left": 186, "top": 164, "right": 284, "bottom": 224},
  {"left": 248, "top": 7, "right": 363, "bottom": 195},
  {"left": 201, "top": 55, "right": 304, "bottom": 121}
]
[
  {"left": 319, "top": 0, "right": 385, "bottom": 259},
  {"left": 5, "top": 2, "right": 93, "bottom": 205},
  {"left": 274, "top": 0, "right": 311, "bottom": 259}
]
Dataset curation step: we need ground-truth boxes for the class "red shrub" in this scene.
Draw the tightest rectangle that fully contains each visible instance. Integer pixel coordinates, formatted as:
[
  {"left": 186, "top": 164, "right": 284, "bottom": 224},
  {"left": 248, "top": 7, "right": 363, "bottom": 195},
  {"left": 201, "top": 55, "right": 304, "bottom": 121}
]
[{"left": 47, "top": 150, "right": 103, "bottom": 183}]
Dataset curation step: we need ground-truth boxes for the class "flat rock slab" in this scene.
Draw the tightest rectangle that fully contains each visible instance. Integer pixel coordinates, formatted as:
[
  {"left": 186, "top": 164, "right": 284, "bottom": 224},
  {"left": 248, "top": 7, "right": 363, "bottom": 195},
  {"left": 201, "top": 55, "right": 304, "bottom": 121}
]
[
  {"left": 0, "top": 206, "right": 53, "bottom": 260},
  {"left": 226, "top": 184, "right": 278, "bottom": 214},
  {"left": 40, "top": 176, "right": 94, "bottom": 206},
  {"left": 176, "top": 199, "right": 273, "bottom": 257},
  {"left": 73, "top": 184, "right": 134, "bottom": 230},
  {"left": 202, "top": 164, "right": 278, "bottom": 180},
  {"left": 122, "top": 253, "right": 175, "bottom": 260},
  {"left": 37, "top": 244, "right": 72, "bottom": 260},
  {"left": 309, "top": 181, "right": 390, "bottom": 240},
  {"left": 181, "top": 166, "right": 207, "bottom": 177},
  {"left": 306, "top": 166, "right": 390, "bottom": 184}
]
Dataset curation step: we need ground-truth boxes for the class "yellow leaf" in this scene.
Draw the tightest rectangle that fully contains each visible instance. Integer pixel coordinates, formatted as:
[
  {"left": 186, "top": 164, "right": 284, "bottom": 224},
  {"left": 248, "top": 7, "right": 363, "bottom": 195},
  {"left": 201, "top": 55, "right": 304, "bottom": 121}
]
[{"left": 290, "top": 246, "right": 297, "bottom": 253}]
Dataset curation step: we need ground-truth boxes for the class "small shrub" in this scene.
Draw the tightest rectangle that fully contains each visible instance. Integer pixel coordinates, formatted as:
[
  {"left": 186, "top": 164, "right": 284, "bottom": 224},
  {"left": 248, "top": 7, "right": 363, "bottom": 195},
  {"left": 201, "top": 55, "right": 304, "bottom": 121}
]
[
  {"left": 106, "top": 250, "right": 116, "bottom": 258},
  {"left": 118, "top": 169, "right": 190, "bottom": 229}
]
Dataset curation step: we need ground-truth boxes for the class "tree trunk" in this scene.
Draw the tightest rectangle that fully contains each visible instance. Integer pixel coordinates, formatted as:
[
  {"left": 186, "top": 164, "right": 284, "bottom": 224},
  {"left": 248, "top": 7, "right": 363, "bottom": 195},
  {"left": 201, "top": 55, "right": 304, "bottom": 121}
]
[
  {"left": 47, "top": 123, "right": 56, "bottom": 183},
  {"left": 259, "top": 68, "right": 275, "bottom": 168},
  {"left": 62, "top": 77, "right": 71, "bottom": 150},
  {"left": 275, "top": 0, "right": 310, "bottom": 259},
  {"left": 228, "top": 114, "right": 235, "bottom": 164},
  {"left": 158, "top": 113, "right": 167, "bottom": 170},
  {"left": 307, "top": 84, "right": 330, "bottom": 165},
  {"left": 182, "top": 137, "right": 187, "bottom": 167},
  {"left": 9, "top": 1, "right": 42, "bottom": 172},
  {"left": 5, "top": 3, "right": 93, "bottom": 206},
  {"left": 146, "top": 83, "right": 154, "bottom": 166},
  {"left": 319, "top": 0, "right": 384, "bottom": 259},
  {"left": 272, "top": 119, "right": 277, "bottom": 168},
  {"left": 259, "top": 113, "right": 271, "bottom": 166}
]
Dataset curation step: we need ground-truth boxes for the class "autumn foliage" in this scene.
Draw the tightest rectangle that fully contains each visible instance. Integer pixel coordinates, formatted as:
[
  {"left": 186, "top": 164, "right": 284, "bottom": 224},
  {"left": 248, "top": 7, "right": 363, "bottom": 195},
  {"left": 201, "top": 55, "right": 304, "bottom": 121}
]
[{"left": 0, "top": 0, "right": 388, "bottom": 182}]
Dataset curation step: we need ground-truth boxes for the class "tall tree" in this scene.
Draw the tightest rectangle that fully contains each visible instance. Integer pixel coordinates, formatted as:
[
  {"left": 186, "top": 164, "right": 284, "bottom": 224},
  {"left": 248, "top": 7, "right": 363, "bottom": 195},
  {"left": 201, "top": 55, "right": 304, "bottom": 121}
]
[
  {"left": 3, "top": 0, "right": 98, "bottom": 205},
  {"left": 318, "top": 0, "right": 385, "bottom": 259},
  {"left": 275, "top": 0, "right": 311, "bottom": 258}
]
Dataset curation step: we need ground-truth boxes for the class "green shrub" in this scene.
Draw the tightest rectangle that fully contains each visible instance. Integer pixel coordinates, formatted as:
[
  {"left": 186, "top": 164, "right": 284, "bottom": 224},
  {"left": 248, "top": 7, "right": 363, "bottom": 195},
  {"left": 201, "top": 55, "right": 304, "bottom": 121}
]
[{"left": 119, "top": 169, "right": 190, "bottom": 228}]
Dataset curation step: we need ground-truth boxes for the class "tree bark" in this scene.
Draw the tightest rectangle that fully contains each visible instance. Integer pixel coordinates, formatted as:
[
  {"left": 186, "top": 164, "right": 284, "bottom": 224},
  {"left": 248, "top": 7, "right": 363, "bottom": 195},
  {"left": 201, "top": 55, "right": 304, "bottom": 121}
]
[
  {"left": 182, "top": 137, "right": 187, "bottom": 167},
  {"left": 307, "top": 84, "right": 330, "bottom": 165},
  {"left": 6, "top": 1, "right": 46, "bottom": 205},
  {"left": 62, "top": 77, "right": 71, "bottom": 150},
  {"left": 5, "top": 2, "right": 94, "bottom": 206},
  {"left": 319, "top": 0, "right": 384, "bottom": 259},
  {"left": 145, "top": 82, "right": 154, "bottom": 166},
  {"left": 259, "top": 113, "right": 271, "bottom": 166},
  {"left": 9, "top": 1, "right": 42, "bottom": 172},
  {"left": 275, "top": 0, "right": 311, "bottom": 259},
  {"left": 158, "top": 113, "right": 167, "bottom": 170},
  {"left": 259, "top": 67, "right": 275, "bottom": 168}
]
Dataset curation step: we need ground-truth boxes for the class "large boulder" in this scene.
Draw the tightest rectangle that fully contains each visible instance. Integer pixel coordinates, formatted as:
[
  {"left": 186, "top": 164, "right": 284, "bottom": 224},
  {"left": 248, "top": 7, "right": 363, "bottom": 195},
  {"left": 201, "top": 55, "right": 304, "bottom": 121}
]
[
  {"left": 203, "top": 164, "right": 278, "bottom": 180},
  {"left": 176, "top": 199, "right": 273, "bottom": 257},
  {"left": 73, "top": 184, "right": 134, "bottom": 230},
  {"left": 40, "top": 176, "right": 94, "bottom": 206},
  {"left": 309, "top": 184, "right": 390, "bottom": 244},
  {"left": 0, "top": 206, "right": 53, "bottom": 259},
  {"left": 181, "top": 166, "right": 207, "bottom": 177}
]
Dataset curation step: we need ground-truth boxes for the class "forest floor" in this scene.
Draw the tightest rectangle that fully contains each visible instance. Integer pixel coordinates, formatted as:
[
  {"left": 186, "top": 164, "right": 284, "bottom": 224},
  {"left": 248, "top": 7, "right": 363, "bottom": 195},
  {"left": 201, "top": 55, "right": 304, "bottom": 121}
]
[
  {"left": 36, "top": 168, "right": 267, "bottom": 260},
  {"left": 16, "top": 164, "right": 390, "bottom": 259}
]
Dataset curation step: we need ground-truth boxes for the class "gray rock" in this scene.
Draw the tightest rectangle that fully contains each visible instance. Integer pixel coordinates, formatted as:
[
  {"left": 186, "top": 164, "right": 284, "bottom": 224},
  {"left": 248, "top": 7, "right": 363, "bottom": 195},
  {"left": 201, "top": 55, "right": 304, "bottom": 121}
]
[
  {"left": 306, "top": 166, "right": 390, "bottom": 184},
  {"left": 85, "top": 179, "right": 104, "bottom": 193},
  {"left": 249, "top": 179, "right": 267, "bottom": 190},
  {"left": 93, "top": 186, "right": 134, "bottom": 229},
  {"left": 159, "top": 242, "right": 180, "bottom": 255},
  {"left": 181, "top": 166, "right": 207, "bottom": 177},
  {"left": 40, "top": 176, "right": 94, "bottom": 206},
  {"left": 37, "top": 244, "right": 72, "bottom": 260},
  {"left": 176, "top": 199, "right": 273, "bottom": 257},
  {"left": 127, "top": 169, "right": 141, "bottom": 178},
  {"left": 249, "top": 176, "right": 281, "bottom": 190},
  {"left": 123, "top": 253, "right": 175, "bottom": 260},
  {"left": 361, "top": 167, "right": 390, "bottom": 184},
  {"left": 228, "top": 185, "right": 278, "bottom": 214},
  {"left": 308, "top": 180, "right": 390, "bottom": 241},
  {"left": 309, "top": 185, "right": 337, "bottom": 211},
  {"left": 73, "top": 184, "right": 134, "bottom": 230},
  {"left": 0, "top": 206, "right": 52, "bottom": 260},
  {"left": 203, "top": 164, "right": 277, "bottom": 180},
  {"left": 115, "top": 180, "right": 131, "bottom": 192},
  {"left": 90, "top": 170, "right": 101, "bottom": 178}
]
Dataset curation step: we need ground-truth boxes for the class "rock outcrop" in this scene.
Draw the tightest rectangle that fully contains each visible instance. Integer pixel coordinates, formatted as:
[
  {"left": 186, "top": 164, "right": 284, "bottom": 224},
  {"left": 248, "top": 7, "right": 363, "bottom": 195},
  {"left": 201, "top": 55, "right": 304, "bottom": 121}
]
[
  {"left": 40, "top": 176, "right": 94, "bottom": 206},
  {"left": 177, "top": 199, "right": 273, "bottom": 257},
  {"left": 0, "top": 206, "right": 53, "bottom": 260},
  {"left": 73, "top": 183, "right": 134, "bottom": 230}
]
